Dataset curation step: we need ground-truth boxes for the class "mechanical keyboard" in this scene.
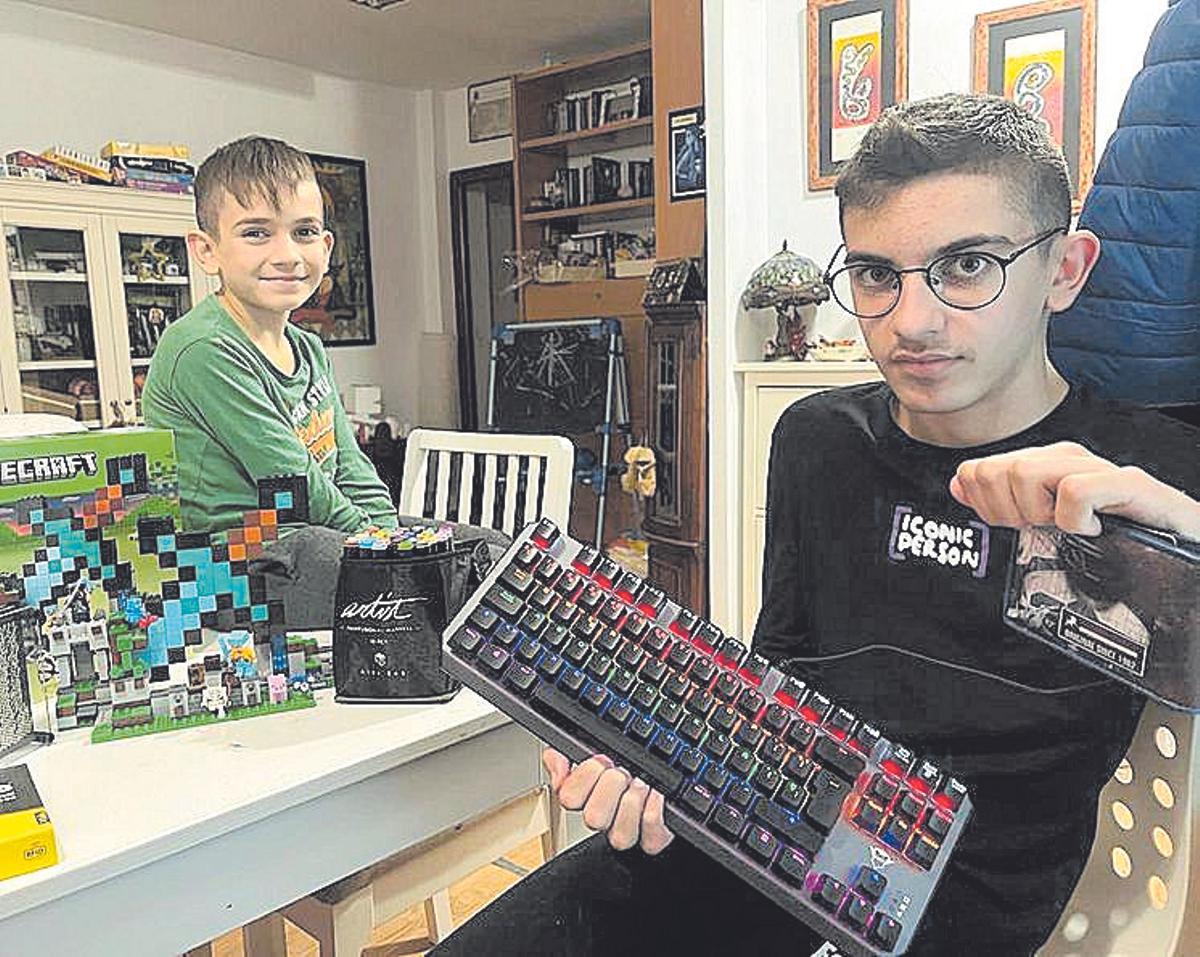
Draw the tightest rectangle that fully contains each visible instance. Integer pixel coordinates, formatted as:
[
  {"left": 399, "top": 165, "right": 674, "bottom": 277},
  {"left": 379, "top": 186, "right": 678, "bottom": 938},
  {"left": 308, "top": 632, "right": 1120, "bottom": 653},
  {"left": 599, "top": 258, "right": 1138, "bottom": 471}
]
[{"left": 442, "top": 519, "right": 973, "bottom": 955}]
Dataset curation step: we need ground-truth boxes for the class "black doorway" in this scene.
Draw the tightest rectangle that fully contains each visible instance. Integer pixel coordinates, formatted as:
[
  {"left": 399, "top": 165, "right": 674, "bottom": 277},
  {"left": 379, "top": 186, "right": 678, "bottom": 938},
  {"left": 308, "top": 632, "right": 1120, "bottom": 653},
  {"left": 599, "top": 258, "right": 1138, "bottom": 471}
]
[{"left": 450, "top": 162, "right": 516, "bottom": 430}]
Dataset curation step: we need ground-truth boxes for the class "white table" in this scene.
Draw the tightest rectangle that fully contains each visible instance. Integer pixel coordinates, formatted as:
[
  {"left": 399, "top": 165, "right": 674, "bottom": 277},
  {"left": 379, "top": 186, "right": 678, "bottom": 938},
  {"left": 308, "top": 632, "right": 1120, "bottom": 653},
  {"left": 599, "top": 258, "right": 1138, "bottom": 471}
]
[{"left": 0, "top": 689, "right": 543, "bottom": 956}]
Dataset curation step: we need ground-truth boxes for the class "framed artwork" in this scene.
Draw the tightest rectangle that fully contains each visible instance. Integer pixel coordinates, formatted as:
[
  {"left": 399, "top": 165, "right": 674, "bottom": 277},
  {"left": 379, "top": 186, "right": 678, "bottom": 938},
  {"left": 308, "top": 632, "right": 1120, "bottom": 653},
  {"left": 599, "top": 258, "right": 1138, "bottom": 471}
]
[
  {"left": 291, "top": 154, "right": 376, "bottom": 347},
  {"left": 467, "top": 77, "right": 513, "bottom": 143},
  {"left": 807, "top": 0, "right": 908, "bottom": 191},
  {"left": 669, "top": 106, "right": 706, "bottom": 201},
  {"left": 973, "top": 0, "right": 1097, "bottom": 210}
]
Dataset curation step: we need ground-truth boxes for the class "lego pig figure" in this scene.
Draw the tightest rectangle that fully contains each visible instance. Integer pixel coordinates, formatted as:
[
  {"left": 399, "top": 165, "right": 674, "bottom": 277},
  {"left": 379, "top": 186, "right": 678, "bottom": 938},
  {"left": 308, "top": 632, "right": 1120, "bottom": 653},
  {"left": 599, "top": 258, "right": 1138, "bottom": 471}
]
[
  {"left": 201, "top": 684, "right": 229, "bottom": 720},
  {"left": 267, "top": 673, "right": 288, "bottom": 704}
]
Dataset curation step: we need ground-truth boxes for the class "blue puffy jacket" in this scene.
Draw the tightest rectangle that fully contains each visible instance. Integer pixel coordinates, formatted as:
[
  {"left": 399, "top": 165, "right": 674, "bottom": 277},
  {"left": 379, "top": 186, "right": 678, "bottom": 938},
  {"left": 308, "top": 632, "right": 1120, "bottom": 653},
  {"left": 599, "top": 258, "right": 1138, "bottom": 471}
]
[{"left": 1049, "top": 0, "right": 1200, "bottom": 407}]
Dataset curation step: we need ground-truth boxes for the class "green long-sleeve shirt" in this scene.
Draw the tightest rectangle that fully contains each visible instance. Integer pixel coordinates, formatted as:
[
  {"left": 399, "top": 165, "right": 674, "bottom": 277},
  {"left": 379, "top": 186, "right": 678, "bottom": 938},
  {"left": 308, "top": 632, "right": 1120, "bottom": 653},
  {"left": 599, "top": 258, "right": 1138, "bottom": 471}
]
[{"left": 143, "top": 294, "right": 397, "bottom": 534}]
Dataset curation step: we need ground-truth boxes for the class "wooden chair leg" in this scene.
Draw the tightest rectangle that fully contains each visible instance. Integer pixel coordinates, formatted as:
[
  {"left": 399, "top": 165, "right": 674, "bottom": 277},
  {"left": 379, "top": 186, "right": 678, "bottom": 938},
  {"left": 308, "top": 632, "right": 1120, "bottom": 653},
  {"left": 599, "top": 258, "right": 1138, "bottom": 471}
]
[
  {"left": 242, "top": 913, "right": 288, "bottom": 957},
  {"left": 282, "top": 884, "right": 375, "bottom": 957},
  {"left": 423, "top": 888, "right": 455, "bottom": 944}
]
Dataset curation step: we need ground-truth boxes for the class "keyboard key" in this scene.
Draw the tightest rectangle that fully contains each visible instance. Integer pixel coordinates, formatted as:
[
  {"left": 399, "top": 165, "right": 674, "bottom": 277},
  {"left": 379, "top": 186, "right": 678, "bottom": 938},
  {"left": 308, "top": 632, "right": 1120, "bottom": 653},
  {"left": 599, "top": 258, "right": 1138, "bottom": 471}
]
[
  {"left": 679, "top": 782, "right": 715, "bottom": 819},
  {"left": 851, "top": 723, "right": 882, "bottom": 755},
  {"left": 713, "top": 672, "right": 741, "bottom": 702},
  {"left": 908, "top": 834, "right": 939, "bottom": 870},
  {"left": 751, "top": 800, "right": 825, "bottom": 856},
  {"left": 594, "top": 556, "right": 622, "bottom": 587},
  {"left": 593, "top": 628, "right": 622, "bottom": 655},
  {"left": 478, "top": 644, "right": 510, "bottom": 676},
  {"left": 776, "top": 778, "right": 806, "bottom": 811},
  {"left": 555, "top": 569, "right": 582, "bottom": 597},
  {"left": 572, "top": 545, "right": 600, "bottom": 574},
  {"left": 758, "top": 736, "right": 789, "bottom": 768},
  {"left": 743, "top": 824, "right": 780, "bottom": 864},
  {"left": 529, "top": 585, "right": 559, "bottom": 613},
  {"left": 727, "top": 746, "right": 756, "bottom": 777},
  {"left": 688, "top": 688, "right": 716, "bottom": 717},
  {"left": 736, "top": 688, "right": 764, "bottom": 717},
  {"left": 614, "top": 571, "right": 644, "bottom": 602},
  {"left": 670, "top": 608, "right": 700, "bottom": 638},
  {"left": 909, "top": 759, "right": 941, "bottom": 794},
  {"left": 693, "top": 622, "right": 723, "bottom": 653},
  {"left": 581, "top": 683, "right": 609, "bottom": 713},
  {"left": 449, "top": 626, "right": 485, "bottom": 658},
  {"left": 708, "top": 704, "right": 738, "bottom": 732},
  {"left": 572, "top": 616, "right": 603, "bottom": 642},
  {"left": 774, "top": 846, "right": 809, "bottom": 886},
  {"left": 786, "top": 720, "right": 815, "bottom": 750},
  {"left": 783, "top": 753, "right": 811, "bottom": 782},
  {"left": 534, "top": 554, "right": 562, "bottom": 584},
  {"left": 484, "top": 585, "right": 524, "bottom": 619},
  {"left": 627, "top": 712, "right": 656, "bottom": 744},
  {"left": 558, "top": 667, "right": 586, "bottom": 696},
  {"left": 621, "top": 613, "right": 651, "bottom": 642},
  {"left": 738, "top": 653, "right": 771, "bottom": 686},
  {"left": 541, "top": 623, "right": 571, "bottom": 651},
  {"left": 643, "top": 628, "right": 670, "bottom": 656},
  {"left": 824, "top": 706, "right": 857, "bottom": 739},
  {"left": 868, "top": 913, "right": 903, "bottom": 952},
  {"left": 678, "top": 714, "right": 707, "bottom": 745},
  {"left": 853, "top": 867, "right": 888, "bottom": 902},
  {"left": 734, "top": 722, "right": 764, "bottom": 750},
  {"left": 926, "top": 811, "right": 952, "bottom": 839},
  {"left": 603, "top": 699, "right": 633, "bottom": 727},
  {"left": 762, "top": 703, "right": 791, "bottom": 735},
  {"left": 584, "top": 651, "right": 610, "bottom": 680},
  {"left": 578, "top": 584, "right": 605, "bottom": 612},
  {"left": 882, "top": 815, "right": 913, "bottom": 851},
  {"left": 898, "top": 792, "right": 925, "bottom": 821},
  {"left": 799, "top": 692, "right": 832, "bottom": 725},
  {"left": 536, "top": 652, "right": 564, "bottom": 681},
  {"left": 531, "top": 518, "right": 560, "bottom": 548},
  {"left": 813, "top": 736, "right": 866, "bottom": 782},
  {"left": 703, "top": 731, "right": 732, "bottom": 761},
  {"left": 709, "top": 803, "right": 748, "bottom": 842},
  {"left": 514, "top": 541, "right": 540, "bottom": 569},
  {"left": 515, "top": 637, "right": 541, "bottom": 664},
  {"left": 637, "top": 586, "right": 666, "bottom": 617},
  {"left": 608, "top": 667, "right": 637, "bottom": 697},
  {"left": 852, "top": 799, "right": 885, "bottom": 833},
  {"left": 469, "top": 605, "right": 499, "bottom": 634},
  {"left": 663, "top": 672, "right": 690, "bottom": 701},
  {"left": 650, "top": 730, "right": 681, "bottom": 761},
  {"left": 639, "top": 657, "right": 667, "bottom": 685},
  {"left": 677, "top": 747, "right": 704, "bottom": 775},
  {"left": 882, "top": 744, "right": 915, "bottom": 778},
  {"left": 725, "top": 780, "right": 756, "bottom": 810},
  {"left": 752, "top": 765, "right": 782, "bottom": 795},
  {"left": 504, "top": 662, "right": 538, "bottom": 695},
  {"left": 716, "top": 637, "right": 747, "bottom": 668},
  {"left": 492, "top": 621, "right": 521, "bottom": 649},
  {"left": 774, "top": 675, "right": 807, "bottom": 709},
  {"left": 868, "top": 773, "right": 901, "bottom": 804},
  {"left": 840, "top": 893, "right": 873, "bottom": 932},
  {"left": 599, "top": 598, "right": 626, "bottom": 628},
  {"left": 688, "top": 657, "right": 717, "bottom": 685},
  {"left": 631, "top": 681, "right": 658, "bottom": 711},
  {"left": 616, "top": 642, "right": 645, "bottom": 672},
  {"left": 563, "top": 638, "right": 592, "bottom": 666},
  {"left": 500, "top": 564, "right": 534, "bottom": 596},
  {"left": 811, "top": 874, "right": 846, "bottom": 912},
  {"left": 702, "top": 763, "right": 730, "bottom": 793},
  {"left": 528, "top": 682, "right": 683, "bottom": 796},
  {"left": 654, "top": 698, "right": 683, "bottom": 728},
  {"left": 667, "top": 643, "right": 695, "bottom": 671},
  {"left": 550, "top": 602, "right": 580, "bottom": 628},
  {"left": 934, "top": 776, "right": 969, "bottom": 814},
  {"left": 805, "top": 770, "right": 848, "bottom": 832}
]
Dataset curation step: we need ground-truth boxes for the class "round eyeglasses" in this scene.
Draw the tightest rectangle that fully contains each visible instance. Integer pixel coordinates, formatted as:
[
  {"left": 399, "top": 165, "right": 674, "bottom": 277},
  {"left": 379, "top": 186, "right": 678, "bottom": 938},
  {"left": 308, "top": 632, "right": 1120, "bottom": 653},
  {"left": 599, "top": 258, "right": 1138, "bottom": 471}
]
[{"left": 824, "top": 226, "right": 1068, "bottom": 319}]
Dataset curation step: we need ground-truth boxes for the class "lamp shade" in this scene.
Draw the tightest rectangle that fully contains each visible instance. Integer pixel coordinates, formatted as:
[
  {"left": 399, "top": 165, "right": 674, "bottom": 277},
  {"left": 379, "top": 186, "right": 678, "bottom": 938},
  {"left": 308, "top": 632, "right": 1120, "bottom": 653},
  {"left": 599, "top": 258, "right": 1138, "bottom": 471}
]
[{"left": 740, "top": 240, "right": 830, "bottom": 310}]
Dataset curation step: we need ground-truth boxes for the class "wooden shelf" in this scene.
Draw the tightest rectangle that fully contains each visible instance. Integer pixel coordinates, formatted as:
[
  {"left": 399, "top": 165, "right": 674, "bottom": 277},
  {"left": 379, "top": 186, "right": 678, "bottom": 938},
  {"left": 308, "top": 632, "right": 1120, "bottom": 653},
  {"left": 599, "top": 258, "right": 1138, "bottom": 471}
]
[
  {"left": 123, "top": 275, "right": 188, "bottom": 285},
  {"left": 516, "top": 41, "right": 651, "bottom": 85},
  {"left": 19, "top": 359, "right": 97, "bottom": 371},
  {"left": 9, "top": 270, "right": 87, "bottom": 283},
  {"left": 520, "top": 116, "right": 653, "bottom": 153},
  {"left": 522, "top": 196, "right": 653, "bottom": 224}
]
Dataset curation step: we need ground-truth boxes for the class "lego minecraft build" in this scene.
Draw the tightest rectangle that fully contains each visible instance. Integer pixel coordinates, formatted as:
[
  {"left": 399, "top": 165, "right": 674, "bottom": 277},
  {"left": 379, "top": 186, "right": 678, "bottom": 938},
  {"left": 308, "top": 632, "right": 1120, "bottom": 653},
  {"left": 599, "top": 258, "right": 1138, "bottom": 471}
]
[{"left": 0, "top": 429, "right": 331, "bottom": 743}]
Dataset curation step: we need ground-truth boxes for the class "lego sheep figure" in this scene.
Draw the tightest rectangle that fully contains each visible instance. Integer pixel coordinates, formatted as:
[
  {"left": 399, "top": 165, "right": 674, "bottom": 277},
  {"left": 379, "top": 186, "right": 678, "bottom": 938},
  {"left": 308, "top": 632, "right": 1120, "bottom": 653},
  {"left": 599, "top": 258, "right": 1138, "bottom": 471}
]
[{"left": 201, "top": 684, "right": 229, "bottom": 719}]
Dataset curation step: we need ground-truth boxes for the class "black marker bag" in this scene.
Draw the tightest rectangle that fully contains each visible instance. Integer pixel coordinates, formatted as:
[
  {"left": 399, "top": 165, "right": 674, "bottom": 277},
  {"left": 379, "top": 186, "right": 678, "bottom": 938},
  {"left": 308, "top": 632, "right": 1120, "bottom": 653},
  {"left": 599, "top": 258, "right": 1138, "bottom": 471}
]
[{"left": 333, "top": 533, "right": 493, "bottom": 704}]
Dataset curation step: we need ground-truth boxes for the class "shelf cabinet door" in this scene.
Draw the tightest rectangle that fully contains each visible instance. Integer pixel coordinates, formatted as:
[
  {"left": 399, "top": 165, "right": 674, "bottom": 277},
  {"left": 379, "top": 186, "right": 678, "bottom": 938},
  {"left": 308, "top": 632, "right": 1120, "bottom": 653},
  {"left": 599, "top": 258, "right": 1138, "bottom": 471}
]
[
  {"left": 0, "top": 209, "right": 114, "bottom": 426},
  {"left": 99, "top": 215, "right": 209, "bottom": 425}
]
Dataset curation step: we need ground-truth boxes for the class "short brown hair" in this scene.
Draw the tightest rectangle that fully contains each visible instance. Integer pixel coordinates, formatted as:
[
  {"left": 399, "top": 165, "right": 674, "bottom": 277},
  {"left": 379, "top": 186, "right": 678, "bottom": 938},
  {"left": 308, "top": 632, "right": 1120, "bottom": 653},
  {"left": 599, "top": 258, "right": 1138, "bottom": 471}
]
[
  {"left": 195, "top": 136, "right": 316, "bottom": 235},
  {"left": 835, "top": 93, "right": 1072, "bottom": 232}
]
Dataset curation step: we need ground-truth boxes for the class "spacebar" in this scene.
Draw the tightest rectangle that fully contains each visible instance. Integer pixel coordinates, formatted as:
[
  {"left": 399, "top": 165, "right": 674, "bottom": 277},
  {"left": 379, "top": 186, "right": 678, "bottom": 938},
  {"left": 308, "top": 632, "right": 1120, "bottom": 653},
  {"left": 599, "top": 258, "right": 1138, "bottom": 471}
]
[{"left": 531, "top": 682, "right": 685, "bottom": 798}]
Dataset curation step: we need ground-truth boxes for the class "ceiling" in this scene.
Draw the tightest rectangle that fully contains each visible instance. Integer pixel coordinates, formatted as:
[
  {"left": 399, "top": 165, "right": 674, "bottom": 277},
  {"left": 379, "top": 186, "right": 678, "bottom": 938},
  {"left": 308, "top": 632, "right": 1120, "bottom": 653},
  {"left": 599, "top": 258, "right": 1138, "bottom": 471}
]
[{"left": 24, "top": 0, "right": 651, "bottom": 88}]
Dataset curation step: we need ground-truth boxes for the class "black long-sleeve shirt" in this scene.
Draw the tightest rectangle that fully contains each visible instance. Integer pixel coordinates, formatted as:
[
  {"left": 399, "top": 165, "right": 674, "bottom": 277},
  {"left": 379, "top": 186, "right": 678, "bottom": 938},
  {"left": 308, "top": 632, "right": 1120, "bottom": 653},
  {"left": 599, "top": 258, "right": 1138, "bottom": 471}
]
[{"left": 753, "top": 382, "right": 1199, "bottom": 954}]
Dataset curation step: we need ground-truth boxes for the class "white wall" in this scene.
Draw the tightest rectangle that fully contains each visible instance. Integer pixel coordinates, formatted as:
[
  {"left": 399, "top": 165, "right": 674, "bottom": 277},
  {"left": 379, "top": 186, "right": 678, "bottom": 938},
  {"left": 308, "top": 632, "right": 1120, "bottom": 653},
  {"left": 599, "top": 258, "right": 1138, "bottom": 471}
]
[
  {"left": 0, "top": 0, "right": 434, "bottom": 423},
  {"left": 703, "top": 0, "right": 1168, "bottom": 632}
]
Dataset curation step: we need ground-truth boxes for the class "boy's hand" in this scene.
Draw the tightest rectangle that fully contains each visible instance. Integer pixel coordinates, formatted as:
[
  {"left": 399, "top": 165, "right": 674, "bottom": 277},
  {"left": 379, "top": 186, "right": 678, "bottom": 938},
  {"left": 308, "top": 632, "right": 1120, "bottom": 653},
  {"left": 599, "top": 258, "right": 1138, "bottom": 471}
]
[
  {"left": 950, "top": 442, "right": 1200, "bottom": 539},
  {"left": 543, "top": 748, "right": 675, "bottom": 854}
]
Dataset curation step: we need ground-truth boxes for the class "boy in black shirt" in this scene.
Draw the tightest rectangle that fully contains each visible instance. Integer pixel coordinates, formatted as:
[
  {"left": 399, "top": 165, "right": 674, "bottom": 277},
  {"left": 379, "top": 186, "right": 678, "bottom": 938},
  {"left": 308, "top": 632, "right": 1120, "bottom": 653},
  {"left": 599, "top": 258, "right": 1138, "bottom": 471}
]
[{"left": 433, "top": 94, "right": 1199, "bottom": 956}]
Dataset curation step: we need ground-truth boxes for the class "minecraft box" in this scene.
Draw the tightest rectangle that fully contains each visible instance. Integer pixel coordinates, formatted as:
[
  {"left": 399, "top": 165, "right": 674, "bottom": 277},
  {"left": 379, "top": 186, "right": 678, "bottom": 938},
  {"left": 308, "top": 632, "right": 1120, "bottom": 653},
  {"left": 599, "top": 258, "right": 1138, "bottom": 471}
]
[{"left": 0, "top": 429, "right": 319, "bottom": 742}]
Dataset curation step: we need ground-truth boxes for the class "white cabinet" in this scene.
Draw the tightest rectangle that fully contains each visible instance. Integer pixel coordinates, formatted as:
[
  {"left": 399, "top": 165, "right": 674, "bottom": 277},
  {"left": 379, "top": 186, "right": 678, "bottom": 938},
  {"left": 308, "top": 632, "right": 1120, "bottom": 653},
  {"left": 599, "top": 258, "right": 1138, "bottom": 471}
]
[
  {"left": 0, "top": 180, "right": 211, "bottom": 427},
  {"left": 736, "top": 361, "right": 883, "bottom": 639}
]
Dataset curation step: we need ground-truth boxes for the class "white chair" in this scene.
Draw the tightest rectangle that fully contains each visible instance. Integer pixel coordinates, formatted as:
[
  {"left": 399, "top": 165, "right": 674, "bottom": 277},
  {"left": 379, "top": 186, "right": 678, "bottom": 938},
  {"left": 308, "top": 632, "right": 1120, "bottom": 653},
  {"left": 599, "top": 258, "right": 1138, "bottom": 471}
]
[
  {"left": 1038, "top": 700, "right": 1199, "bottom": 956},
  {"left": 398, "top": 427, "right": 574, "bottom": 536},
  {"left": 279, "top": 429, "right": 578, "bottom": 955}
]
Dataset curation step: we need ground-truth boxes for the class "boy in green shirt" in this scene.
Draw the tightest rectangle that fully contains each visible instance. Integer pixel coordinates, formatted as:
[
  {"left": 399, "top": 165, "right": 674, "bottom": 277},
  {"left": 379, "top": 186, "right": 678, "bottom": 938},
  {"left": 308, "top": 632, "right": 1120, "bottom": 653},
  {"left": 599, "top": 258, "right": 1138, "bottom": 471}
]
[{"left": 144, "top": 136, "right": 397, "bottom": 625}]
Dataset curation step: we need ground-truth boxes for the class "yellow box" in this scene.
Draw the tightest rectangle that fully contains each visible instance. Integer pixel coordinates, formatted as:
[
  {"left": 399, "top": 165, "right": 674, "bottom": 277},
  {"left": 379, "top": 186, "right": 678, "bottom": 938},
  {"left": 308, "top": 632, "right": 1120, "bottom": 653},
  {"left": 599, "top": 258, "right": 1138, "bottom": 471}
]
[
  {"left": 100, "top": 141, "right": 191, "bottom": 161},
  {"left": 0, "top": 765, "right": 58, "bottom": 881}
]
